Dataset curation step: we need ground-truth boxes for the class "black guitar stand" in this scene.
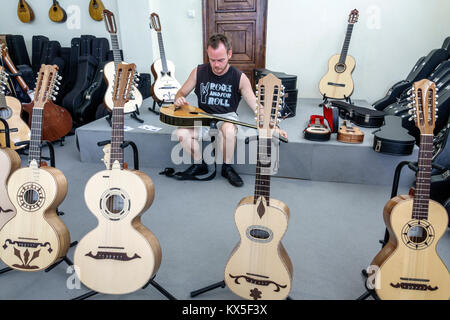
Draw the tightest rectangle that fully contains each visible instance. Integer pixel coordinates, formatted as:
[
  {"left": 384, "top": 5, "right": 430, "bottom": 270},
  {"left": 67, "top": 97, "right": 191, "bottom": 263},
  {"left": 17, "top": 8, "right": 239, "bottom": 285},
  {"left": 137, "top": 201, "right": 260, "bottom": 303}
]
[
  {"left": 0, "top": 133, "right": 78, "bottom": 278},
  {"left": 356, "top": 160, "right": 448, "bottom": 300},
  {"left": 0, "top": 118, "right": 12, "bottom": 148},
  {"left": 105, "top": 104, "right": 144, "bottom": 127},
  {"left": 72, "top": 138, "right": 177, "bottom": 300},
  {"left": 321, "top": 94, "right": 352, "bottom": 106},
  {"left": 148, "top": 98, "right": 165, "bottom": 115}
]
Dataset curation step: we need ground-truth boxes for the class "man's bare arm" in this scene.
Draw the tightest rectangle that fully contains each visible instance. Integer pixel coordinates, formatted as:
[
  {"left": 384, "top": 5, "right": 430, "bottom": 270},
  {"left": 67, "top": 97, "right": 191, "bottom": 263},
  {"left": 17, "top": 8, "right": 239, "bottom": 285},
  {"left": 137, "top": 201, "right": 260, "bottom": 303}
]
[
  {"left": 239, "top": 73, "right": 257, "bottom": 114},
  {"left": 174, "top": 67, "right": 197, "bottom": 106}
]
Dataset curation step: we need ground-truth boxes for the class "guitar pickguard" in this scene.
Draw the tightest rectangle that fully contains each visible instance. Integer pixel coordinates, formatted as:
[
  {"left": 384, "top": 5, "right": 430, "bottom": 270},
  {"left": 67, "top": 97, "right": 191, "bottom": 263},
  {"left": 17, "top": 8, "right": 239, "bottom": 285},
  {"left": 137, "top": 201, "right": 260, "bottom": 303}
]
[{"left": 2, "top": 238, "right": 53, "bottom": 270}]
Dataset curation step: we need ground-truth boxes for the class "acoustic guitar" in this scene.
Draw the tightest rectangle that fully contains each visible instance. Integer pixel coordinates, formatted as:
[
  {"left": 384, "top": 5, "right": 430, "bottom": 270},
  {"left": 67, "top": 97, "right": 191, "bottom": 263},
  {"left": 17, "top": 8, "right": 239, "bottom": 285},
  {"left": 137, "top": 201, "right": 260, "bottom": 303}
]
[
  {"left": 0, "top": 64, "right": 71, "bottom": 272},
  {"left": 0, "top": 67, "right": 30, "bottom": 150},
  {"left": 89, "top": 0, "right": 105, "bottom": 21},
  {"left": 48, "top": 0, "right": 67, "bottom": 23},
  {"left": 371, "top": 79, "right": 450, "bottom": 300},
  {"left": 17, "top": 0, "right": 35, "bottom": 23},
  {"left": 74, "top": 63, "right": 161, "bottom": 295},
  {"left": 337, "top": 119, "right": 364, "bottom": 143},
  {"left": 319, "top": 9, "right": 359, "bottom": 99},
  {"left": 224, "top": 73, "right": 293, "bottom": 300},
  {"left": 102, "top": 10, "right": 143, "bottom": 114},
  {"left": 149, "top": 13, "right": 181, "bottom": 103},
  {"left": 304, "top": 115, "right": 331, "bottom": 141}
]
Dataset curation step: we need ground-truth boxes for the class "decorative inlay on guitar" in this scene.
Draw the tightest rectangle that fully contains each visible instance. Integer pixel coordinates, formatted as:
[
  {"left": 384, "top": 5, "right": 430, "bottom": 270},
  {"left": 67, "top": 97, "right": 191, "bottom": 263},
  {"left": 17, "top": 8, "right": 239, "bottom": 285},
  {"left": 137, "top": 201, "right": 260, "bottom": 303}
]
[
  {"left": 0, "top": 64, "right": 71, "bottom": 272},
  {"left": 102, "top": 10, "right": 143, "bottom": 114},
  {"left": 149, "top": 13, "right": 181, "bottom": 103},
  {"left": 224, "top": 74, "right": 293, "bottom": 300},
  {"left": 319, "top": 9, "right": 359, "bottom": 99},
  {"left": 74, "top": 63, "right": 162, "bottom": 295},
  {"left": 371, "top": 79, "right": 450, "bottom": 300}
]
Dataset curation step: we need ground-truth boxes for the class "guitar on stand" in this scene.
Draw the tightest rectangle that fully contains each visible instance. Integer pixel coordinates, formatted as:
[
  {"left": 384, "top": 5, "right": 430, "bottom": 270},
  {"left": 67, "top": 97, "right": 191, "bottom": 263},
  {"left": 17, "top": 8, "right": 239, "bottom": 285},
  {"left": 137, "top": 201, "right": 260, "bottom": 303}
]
[
  {"left": 319, "top": 9, "right": 359, "bottom": 102},
  {"left": 224, "top": 73, "right": 293, "bottom": 300},
  {"left": 74, "top": 63, "right": 162, "bottom": 295},
  {"left": 0, "top": 64, "right": 71, "bottom": 272},
  {"left": 102, "top": 10, "right": 143, "bottom": 123},
  {"left": 149, "top": 12, "right": 181, "bottom": 114},
  {"left": 370, "top": 79, "right": 450, "bottom": 300}
]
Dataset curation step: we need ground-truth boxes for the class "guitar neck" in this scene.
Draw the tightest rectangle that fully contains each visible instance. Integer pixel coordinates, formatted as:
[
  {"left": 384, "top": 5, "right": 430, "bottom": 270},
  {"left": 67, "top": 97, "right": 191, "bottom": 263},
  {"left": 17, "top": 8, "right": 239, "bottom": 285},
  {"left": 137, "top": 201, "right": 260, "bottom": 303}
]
[
  {"left": 412, "top": 134, "right": 433, "bottom": 220},
  {"left": 254, "top": 137, "right": 272, "bottom": 204},
  {"left": 2, "top": 53, "right": 30, "bottom": 95},
  {"left": 157, "top": 32, "right": 169, "bottom": 74},
  {"left": 28, "top": 107, "right": 43, "bottom": 166},
  {"left": 110, "top": 34, "right": 122, "bottom": 68},
  {"left": 110, "top": 107, "right": 124, "bottom": 169},
  {"left": 339, "top": 23, "right": 354, "bottom": 64}
]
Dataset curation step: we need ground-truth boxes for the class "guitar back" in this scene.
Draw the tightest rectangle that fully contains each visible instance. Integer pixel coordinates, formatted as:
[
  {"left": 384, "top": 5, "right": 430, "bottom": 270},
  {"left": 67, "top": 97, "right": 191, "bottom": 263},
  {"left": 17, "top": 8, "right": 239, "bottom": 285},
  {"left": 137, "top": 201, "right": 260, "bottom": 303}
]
[
  {"left": 224, "top": 196, "right": 292, "bottom": 300},
  {"left": 17, "top": 0, "right": 34, "bottom": 23},
  {"left": 0, "top": 147, "right": 20, "bottom": 230},
  {"left": 319, "top": 54, "right": 356, "bottom": 99}
]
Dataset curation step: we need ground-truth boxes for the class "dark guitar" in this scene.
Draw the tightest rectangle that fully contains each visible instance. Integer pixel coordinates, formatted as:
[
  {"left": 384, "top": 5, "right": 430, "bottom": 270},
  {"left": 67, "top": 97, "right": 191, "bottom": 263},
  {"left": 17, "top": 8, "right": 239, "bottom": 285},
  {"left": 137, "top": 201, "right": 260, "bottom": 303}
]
[{"left": 48, "top": 0, "right": 67, "bottom": 23}]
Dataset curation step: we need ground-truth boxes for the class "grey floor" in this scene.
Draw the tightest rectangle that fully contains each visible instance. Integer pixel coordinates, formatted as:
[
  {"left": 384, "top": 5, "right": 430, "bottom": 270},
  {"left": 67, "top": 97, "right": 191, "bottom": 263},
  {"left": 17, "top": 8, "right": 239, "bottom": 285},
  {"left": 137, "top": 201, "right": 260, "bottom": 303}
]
[{"left": 0, "top": 134, "right": 449, "bottom": 300}]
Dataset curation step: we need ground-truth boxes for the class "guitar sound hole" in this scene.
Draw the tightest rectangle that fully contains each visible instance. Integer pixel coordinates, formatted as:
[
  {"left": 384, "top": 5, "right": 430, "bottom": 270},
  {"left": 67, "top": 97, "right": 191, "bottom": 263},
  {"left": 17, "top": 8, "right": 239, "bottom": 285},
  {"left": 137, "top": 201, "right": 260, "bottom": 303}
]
[
  {"left": 250, "top": 229, "right": 270, "bottom": 240},
  {"left": 106, "top": 195, "right": 125, "bottom": 214},
  {"left": 0, "top": 107, "right": 12, "bottom": 120},
  {"left": 408, "top": 226, "right": 427, "bottom": 244},
  {"left": 335, "top": 63, "right": 346, "bottom": 73},
  {"left": 24, "top": 190, "right": 39, "bottom": 205}
]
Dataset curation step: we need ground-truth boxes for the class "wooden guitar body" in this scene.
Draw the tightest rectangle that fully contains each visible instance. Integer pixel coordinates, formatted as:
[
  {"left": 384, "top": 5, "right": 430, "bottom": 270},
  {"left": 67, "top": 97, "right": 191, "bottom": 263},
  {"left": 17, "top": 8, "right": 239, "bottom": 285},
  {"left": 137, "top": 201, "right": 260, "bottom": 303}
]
[
  {"left": 224, "top": 196, "right": 293, "bottom": 300},
  {"left": 0, "top": 147, "right": 20, "bottom": 230},
  {"left": 48, "top": 1, "right": 67, "bottom": 23},
  {"left": 337, "top": 121, "right": 364, "bottom": 143},
  {"left": 150, "top": 59, "right": 181, "bottom": 103},
  {"left": 22, "top": 101, "right": 72, "bottom": 142},
  {"left": 89, "top": 0, "right": 105, "bottom": 21},
  {"left": 103, "top": 61, "right": 143, "bottom": 114},
  {"left": 0, "top": 96, "right": 30, "bottom": 149},
  {"left": 17, "top": 0, "right": 35, "bottom": 23},
  {"left": 374, "top": 198, "right": 450, "bottom": 300},
  {"left": 74, "top": 164, "right": 161, "bottom": 295},
  {"left": 319, "top": 54, "right": 355, "bottom": 99},
  {"left": 0, "top": 162, "right": 70, "bottom": 271}
]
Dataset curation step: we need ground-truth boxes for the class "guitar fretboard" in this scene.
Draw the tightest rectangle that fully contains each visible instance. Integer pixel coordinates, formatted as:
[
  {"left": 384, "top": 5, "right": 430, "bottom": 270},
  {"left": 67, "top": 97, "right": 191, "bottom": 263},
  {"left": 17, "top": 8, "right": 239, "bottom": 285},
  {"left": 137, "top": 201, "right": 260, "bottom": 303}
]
[
  {"left": 254, "top": 137, "right": 272, "bottom": 204},
  {"left": 157, "top": 32, "right": 168, "bottom": 74},
  {"left": 339, "top": 24, "right": 354, "bottom": 65},
  {"left": 110, "top": 106, "right": 124, "bottom": 169},
  {"left": 412, "top": 134, "right": 433, "bottom": 220},
  {"left": 28, "top": 108, "right": 43, "bottom": 166},
  {"left": 110, "top": 34, "right": 122, "bottom": 68}
]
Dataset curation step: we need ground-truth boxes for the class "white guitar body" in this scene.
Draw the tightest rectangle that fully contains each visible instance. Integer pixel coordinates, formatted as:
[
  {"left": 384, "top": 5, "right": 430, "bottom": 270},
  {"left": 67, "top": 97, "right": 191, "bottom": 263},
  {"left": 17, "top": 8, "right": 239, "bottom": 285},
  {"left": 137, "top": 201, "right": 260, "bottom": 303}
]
[
  {"left": 74, "top": 162, "right": 161, "bottom": 295},
  {"left": 103, "top": 61, "right": 143, "bottom": 113},
  {"left": 319, "top": 54, "right": 355, "bottom": 99},
  {"left": 0, "top": 147, "right": 20, "bottom": 230},
  {"left": 150, "top": 58, "right": 181, "bottom": 103}
]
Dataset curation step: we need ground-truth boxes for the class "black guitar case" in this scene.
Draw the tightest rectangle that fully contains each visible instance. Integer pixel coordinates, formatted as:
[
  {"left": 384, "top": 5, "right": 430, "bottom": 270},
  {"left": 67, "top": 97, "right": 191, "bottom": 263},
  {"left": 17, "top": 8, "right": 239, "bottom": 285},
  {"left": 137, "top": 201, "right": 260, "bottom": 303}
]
[
  {"left": 373, "top": 48, "right": 449, "bottom": 111},
  {"left": 330, "top": 100, "right": 385, "bottom": 128},
  {"left": 137, "top": 73, "right": 152, "bottom": 100},
  {"left": 32, "top": 35, "right": 49, "bottom": 74},
  {"left": 372, "top": 116, "right": 416, "bottom": 155},
  {"left": 442, "top": 36, "right": 450, "bottom": 56},
  {"left": 5, "top": 35, "right": 31, "bottom": 67},
  {"left": 80, "top": 35, "right": 96, "bottom": 56}
]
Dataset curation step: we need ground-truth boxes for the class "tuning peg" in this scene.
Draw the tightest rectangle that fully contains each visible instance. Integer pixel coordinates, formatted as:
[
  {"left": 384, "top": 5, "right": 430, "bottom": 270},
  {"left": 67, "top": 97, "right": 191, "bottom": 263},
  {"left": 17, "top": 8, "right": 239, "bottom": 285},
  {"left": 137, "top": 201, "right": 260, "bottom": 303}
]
[
  {"left": 57, "top": 75, "right": 63, "bottom": 81},
  {"left": 408, "top": 109, "right": 415, "bottom": 115},
  {"left": 255, "top": 84, "right": 259, "bottom": 89},
  {"left": 53, "top": 85, "right": 60, "bottom": 91}
]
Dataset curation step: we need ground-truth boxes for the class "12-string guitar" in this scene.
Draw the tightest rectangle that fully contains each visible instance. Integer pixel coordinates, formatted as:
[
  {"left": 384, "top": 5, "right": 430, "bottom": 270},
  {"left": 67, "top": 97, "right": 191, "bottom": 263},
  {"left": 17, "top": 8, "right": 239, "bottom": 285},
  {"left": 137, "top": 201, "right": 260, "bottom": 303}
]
[
  {"left": 0, "top": 64, "right": 70, "bottom": 272},
  {"left": 102, "top": 10, "right": 143, "bottom": 114},
  {"left": 319, "top": 9, "right": 359, "bottom": 99},
  {"left": 371, "top": 79, "right": 450, "bottom": 300},
  {"left": 149, "top": 12, "right": 181, "bottom": 103},
  {"left": 74, "top": 63, "right": 161, "bottom": 295},
  {"left": 224, "top": 73, "right": 293, "bottom": 300}
]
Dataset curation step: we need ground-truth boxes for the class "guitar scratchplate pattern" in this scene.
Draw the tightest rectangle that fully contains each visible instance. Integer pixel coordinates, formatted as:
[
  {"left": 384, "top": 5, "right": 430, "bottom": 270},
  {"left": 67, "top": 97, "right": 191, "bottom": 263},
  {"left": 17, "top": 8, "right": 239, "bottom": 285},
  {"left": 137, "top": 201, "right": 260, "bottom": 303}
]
[
  {"left": 16, "top": 182, "right": 45, "bottom": 212},
  {"left": 2, "top": 239, "right": 53, "bottom": 270},
  {"left": 228, "top": 273, "right": 287, "bottom": 299}
]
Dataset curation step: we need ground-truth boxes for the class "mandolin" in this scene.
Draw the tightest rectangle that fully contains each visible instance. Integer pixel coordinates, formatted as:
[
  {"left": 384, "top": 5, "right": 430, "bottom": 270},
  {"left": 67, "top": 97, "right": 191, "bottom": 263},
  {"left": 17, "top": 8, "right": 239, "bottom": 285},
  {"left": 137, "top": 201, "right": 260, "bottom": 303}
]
[
  {"left": 337, "top": 119, "right": 364, "bottom": 143},
  {"left": 319, "top": 9, "right": 359, "bottom": 99},
  {"left": 48, "top": 0, "right": 67, "bottom": 23},
  {"left": 74, "top": 63, "right": 161, "bottom": 295},
  {"left": 102, "top": 10, "right": 143, "bottom": 114},
  {"left": 224, "top": 73, "right": 293, "bottom": 300},
  {"left": 0, "top": 64, "right": 71, "bottom": 272},
  {"left": 17, "top": 0, "right": 35, "bottom": 23},
  {"left": 0, "top": 67, "right": 30, "bottom": 150},
  {"left": 149, "top": 13, "right": 181, "bottom": 103},
  {"left": 370, "top": 79, "right": 450, "bottom": 300},
  {"left": 89, "top": 0, "right": 105, "bottom": 21}
]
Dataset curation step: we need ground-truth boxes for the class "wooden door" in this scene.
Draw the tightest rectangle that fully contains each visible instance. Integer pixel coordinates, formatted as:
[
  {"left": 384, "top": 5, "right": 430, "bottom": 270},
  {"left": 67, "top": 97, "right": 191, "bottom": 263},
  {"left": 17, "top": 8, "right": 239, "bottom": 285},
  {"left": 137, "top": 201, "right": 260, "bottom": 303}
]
[{"left": 202, "top": 0, "right": 268, "bottom": 87}]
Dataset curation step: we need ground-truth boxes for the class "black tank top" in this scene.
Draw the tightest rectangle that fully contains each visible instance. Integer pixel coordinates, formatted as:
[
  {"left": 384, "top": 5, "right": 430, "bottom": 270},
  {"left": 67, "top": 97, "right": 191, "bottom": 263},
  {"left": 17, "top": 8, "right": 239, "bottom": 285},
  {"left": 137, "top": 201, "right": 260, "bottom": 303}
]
[{"left": 194, "top": 63, "right": 242, "bottom": 114}]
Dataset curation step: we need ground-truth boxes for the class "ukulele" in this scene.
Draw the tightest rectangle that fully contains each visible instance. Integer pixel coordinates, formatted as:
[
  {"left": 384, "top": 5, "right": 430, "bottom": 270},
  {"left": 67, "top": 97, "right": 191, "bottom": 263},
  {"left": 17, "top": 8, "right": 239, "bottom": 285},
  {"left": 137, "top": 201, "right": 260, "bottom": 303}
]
[
  {"left": 304, "top": 115, "right": 331, "bottom": 141},
  {"left": 319, "top": 9, "right": 359, "bottom": 99},
  {"left": 74, "top": 63, "right": 161, "bottom": 295},
  {"left": 0, "top": 64, "right": 71, "bottom": 272},
  {"left": 224, "top": 73, "right": 293, "bottom": 300},
  {"left": 149, "top": 13, "right": 181, "bottom": 103},
  {"left": 0, "top": 67, "right": 30, "bottom": 150},
  {"left": 89, "top": 0, "right": 105, "bottom": 21},
  {"left": 17, "top": 0, "right": 35, "bottom": 23},
  {"left": 48, "top": 0, "right": 67, "bottom": 23},
  {"left": 371, "top": 79, "right": 450, "bottom": 300},
  {"left": 337, "top": 119, "right": 364, "bottom": 143},
  {"left": 102, "top": 10, "right": 143, "bottom": 114}
]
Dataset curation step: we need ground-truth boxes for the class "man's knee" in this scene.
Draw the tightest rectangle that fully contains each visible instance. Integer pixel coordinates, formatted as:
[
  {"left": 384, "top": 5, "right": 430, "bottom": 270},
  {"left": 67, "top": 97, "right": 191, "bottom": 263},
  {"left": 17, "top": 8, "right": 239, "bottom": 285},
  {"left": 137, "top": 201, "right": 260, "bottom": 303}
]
[
  {"left": 220, "top": 123, "right": 237, "bottom": 138},
  {"left": 176, "top": 128, "right": 192, "bottom": 143}
]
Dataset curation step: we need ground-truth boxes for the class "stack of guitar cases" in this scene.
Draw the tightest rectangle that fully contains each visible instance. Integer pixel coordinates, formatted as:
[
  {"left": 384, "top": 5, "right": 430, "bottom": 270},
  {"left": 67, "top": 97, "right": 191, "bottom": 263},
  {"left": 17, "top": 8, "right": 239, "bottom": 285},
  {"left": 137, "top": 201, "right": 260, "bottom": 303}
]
[{"left": 254, "top": 68, "right": 298, "bottom": 118}]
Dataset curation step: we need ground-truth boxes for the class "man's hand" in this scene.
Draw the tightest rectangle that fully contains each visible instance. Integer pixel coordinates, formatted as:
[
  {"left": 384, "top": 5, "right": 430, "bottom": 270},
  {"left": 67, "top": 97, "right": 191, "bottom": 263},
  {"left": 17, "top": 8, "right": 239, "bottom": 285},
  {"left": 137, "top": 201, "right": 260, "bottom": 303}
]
[
  {"left": 275, "top": 127, "right": 288, "bottom": 140},
  {"left": 174, "top": 96, "right": 189, "bottom": 107}
]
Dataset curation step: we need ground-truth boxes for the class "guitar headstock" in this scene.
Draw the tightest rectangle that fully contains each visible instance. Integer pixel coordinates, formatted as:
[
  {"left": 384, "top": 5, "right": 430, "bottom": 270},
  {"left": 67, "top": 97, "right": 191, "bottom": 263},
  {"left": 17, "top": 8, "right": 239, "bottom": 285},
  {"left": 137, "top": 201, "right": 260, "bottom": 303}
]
[
  {"left": 255, "top": 73, "right": 284, "bottom": 139},
  {"left": 348, "top": 9, "right": 359, "bottom": 24},
  {"left": 33, "top": 64, "right": 61, "bottom": 109},
  {"left": 112, "top": 63, "right": 137, "bottom": 109},
  {"left": 407, "top": 79, "right": 437, "bottom": 135},
  {"left": 150, "top": 13, "right": 162, "bottom": 32},
  {"left": 103, "top": 9, "right": 117, "bottom": 34}
]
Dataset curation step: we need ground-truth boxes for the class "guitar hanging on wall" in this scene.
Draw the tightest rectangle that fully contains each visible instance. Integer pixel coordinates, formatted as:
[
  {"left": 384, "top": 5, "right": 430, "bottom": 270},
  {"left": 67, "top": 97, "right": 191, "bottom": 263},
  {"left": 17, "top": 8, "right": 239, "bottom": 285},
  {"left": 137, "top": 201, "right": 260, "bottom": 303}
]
[
  {"left": 48, "top": 0, "right": 67, "bottom": 23},
  {"left": 89, "top": 0, "right": 105, "bottom": 21},
  {"left": 74, "top": 63, "right": 161, "bottom": 295},
  {"left": 0, "top": 64, "right": 71, "bottom": 272},
  {"left": 17, "top": 0, "right": 35, "bottom": 23},
  {"left": 102, "top": 10, "right": 143, "bottom": 114},
  {"left": 224, "top": 73, "right": 293, "bottom": 300},
  {"left": 149, "top": 12, "right": 181, "bottom": 103},
  {"left": 371, "top": 79, "right": 450, "bottom": 300},
  {"left": 319, "top": 9, "right": 359, "bottom": 100}
]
